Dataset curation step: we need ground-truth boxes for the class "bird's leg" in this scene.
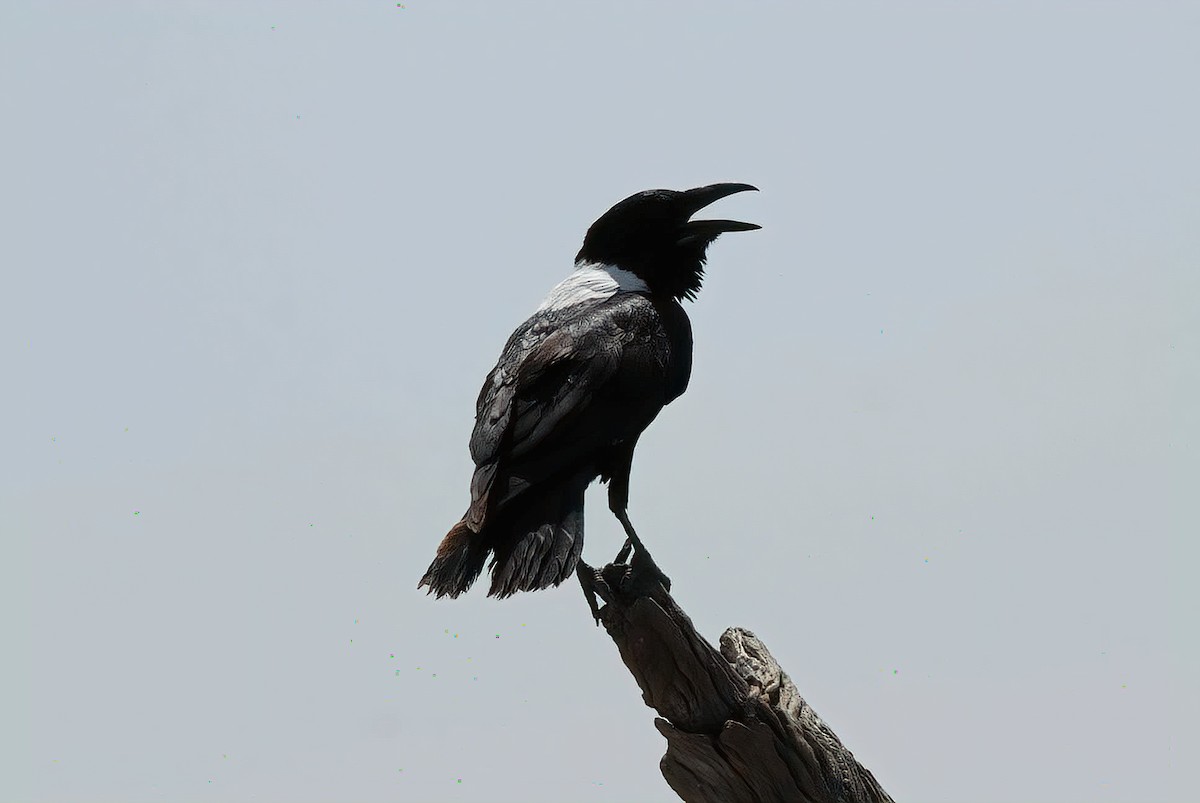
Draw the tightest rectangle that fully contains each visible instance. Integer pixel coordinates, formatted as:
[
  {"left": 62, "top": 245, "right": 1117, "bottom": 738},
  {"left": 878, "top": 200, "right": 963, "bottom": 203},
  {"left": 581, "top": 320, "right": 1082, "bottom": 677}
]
[
  {"left": 614, "top": 538, "right": 633, "bottom": 564},
  {"left": 614, "top": 507, "right": 648, "bottom": 556},
  {"left": 604, "top": 438, "right": 669, "bottom": 590},
  {"left": 604, "top": 439, "right": 672, "bottom": 588},
  {"left": 613, "top": 507, "right": 671, "bottom": 592},
  {"left": 576, "top": 560, "right": 603, "bottom": 626},
  {"left": 606, "top": 441, "right": 638, "bottom": 564}
]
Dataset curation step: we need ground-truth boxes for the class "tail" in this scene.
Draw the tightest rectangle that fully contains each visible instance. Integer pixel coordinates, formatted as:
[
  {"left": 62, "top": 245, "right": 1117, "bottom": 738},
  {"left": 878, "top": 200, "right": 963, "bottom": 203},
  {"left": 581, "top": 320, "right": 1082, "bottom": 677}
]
[
  {"left": 486, "top": 479, "right": 586, "bottom": 598},
  {"left": 419, "top": 478, "right": 588, "bottom": 599},
  {"left": 419, "top": 520, "right": 490, "bottom": 599}
]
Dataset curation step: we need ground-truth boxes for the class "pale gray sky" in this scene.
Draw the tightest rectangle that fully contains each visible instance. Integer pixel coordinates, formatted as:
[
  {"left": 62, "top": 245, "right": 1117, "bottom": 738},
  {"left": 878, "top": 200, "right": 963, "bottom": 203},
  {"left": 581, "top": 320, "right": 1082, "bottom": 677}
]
[{"left": 2, "top": 2, "right": 1196, "bottom": 802}]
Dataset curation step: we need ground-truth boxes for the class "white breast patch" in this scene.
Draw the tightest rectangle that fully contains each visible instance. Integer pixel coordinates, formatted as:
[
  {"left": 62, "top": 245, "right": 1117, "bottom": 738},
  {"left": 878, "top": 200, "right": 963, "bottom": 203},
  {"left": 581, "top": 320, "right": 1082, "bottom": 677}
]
[{"left": 535, "top": 261, "right": 649, "bottom": 313}]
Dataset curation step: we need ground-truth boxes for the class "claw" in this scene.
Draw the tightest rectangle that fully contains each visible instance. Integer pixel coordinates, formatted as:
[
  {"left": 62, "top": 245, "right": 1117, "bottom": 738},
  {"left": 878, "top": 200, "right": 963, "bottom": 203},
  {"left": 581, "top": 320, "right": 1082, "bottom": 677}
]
[{"left": 576, "top": 561, "right": 603, "bottom": 625}]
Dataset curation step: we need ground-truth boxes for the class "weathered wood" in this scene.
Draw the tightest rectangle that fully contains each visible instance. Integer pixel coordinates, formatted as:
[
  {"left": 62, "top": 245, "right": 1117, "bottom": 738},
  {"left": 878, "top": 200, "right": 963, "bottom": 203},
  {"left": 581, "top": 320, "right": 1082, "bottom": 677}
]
[{"left": 580, "top": 555, "right": 894, "bottom": 803}]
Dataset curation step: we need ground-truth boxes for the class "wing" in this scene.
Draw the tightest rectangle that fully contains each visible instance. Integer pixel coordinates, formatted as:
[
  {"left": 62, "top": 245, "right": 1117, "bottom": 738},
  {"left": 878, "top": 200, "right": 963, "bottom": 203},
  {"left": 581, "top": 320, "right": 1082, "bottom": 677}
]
[{"left": 464, "top": 294, "right": 683, "bottom": 527}]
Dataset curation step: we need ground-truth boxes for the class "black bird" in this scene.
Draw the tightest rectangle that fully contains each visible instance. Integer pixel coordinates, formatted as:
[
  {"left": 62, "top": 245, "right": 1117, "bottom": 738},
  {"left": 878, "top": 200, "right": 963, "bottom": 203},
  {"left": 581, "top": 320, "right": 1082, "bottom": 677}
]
[{"left": 419, "top": 183, "right": 759, "bottom": 599}]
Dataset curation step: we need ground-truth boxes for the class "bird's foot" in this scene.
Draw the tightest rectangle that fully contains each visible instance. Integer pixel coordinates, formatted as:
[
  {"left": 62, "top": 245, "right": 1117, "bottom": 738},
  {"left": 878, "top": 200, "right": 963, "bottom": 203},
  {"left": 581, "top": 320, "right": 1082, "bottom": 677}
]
[
  {"left": 611, "top": 509, "right": 670, "bottom": 593},
  {"left": 576, "top": 561, "right": 603, "bottom": 626},
  {"left": 629, "top": 545, "right": 672, "bottom": 593}
]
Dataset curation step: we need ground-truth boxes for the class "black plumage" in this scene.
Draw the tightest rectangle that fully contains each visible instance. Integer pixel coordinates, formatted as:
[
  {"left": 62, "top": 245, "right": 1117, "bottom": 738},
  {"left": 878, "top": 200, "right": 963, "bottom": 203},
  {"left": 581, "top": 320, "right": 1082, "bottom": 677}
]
[{"left": 419, "top": 183, "right": 759, "bottom": 598}]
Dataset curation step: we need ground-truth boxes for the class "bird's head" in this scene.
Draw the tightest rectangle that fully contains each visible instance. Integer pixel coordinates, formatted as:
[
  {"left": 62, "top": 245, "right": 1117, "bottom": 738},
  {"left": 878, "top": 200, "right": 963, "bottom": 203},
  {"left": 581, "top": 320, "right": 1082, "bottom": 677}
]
[{"left": 575, "top": 183, "right": 760, "bottom": 301}]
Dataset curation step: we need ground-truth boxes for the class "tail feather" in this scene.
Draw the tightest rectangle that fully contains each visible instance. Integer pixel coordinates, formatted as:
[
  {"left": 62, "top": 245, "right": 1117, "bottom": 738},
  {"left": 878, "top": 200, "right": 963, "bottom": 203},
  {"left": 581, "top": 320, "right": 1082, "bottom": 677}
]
[
  {"left": 487, "top": 483, "right": 585, "bottom": 598},
  {"left": 419, "top": 520, "right": 489, "bottom": 599},
  {"left": 420, "top": 480, "right": 588, "bottom": 599}
]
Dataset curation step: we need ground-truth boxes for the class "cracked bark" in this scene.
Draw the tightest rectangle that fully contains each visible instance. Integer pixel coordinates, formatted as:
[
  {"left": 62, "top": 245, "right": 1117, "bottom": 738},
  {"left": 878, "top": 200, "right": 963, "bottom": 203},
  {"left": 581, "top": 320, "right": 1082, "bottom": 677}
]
[{"left": 579, "top": 555, "right": 895, "bottom": 803}]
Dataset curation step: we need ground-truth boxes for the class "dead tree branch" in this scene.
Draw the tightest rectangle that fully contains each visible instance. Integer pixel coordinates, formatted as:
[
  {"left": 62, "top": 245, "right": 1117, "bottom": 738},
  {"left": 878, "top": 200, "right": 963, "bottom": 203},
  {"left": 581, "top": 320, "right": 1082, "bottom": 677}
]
[{"left": 579, "top": 555, "right": 894, "bottom": 803}]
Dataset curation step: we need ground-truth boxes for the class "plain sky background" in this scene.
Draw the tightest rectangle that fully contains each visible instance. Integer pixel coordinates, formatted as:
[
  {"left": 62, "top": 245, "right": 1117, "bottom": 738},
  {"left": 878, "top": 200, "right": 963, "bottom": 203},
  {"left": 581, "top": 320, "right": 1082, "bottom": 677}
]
[{"left": 2, "top": 2, "right": 1196, "bottom": 802}]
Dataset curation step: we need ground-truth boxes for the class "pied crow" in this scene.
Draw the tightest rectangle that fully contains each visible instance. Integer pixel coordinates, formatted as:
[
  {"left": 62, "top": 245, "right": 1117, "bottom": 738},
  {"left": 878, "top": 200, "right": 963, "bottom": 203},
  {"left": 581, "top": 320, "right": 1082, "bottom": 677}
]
[{"left": 419, "top": 183, "right": 759, "bottom": 599}]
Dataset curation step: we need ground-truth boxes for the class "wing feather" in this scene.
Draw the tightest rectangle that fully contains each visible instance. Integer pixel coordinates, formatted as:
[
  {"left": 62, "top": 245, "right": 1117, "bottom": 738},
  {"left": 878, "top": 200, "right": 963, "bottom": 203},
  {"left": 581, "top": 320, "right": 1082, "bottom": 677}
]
[{"left": 464, "top": 295, "right": 674, "bottom": 528}]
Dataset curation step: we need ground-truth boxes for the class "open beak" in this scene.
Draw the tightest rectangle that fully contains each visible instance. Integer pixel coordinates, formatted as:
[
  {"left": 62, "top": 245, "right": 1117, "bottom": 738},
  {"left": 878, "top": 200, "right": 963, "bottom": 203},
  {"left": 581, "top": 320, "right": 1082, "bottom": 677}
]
[{"left": 677, "top": 183, "right": 761, "bottom": 242}]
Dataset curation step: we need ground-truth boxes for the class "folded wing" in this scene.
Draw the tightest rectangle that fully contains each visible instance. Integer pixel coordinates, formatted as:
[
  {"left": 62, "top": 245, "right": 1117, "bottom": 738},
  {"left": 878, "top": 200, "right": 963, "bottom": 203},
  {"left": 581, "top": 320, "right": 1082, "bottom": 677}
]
[{"left": 465, "top": 295, "right": 675, "bottom": 530}]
